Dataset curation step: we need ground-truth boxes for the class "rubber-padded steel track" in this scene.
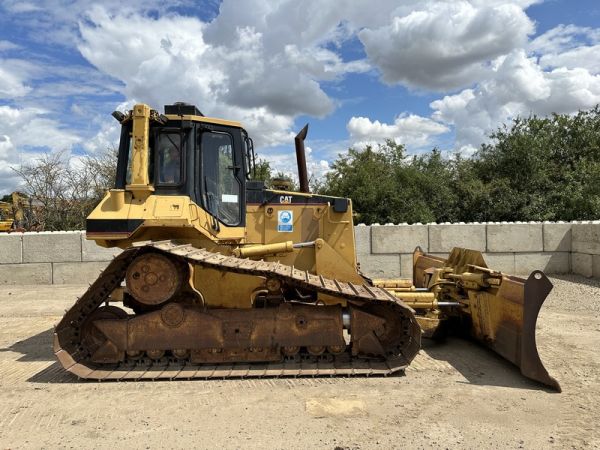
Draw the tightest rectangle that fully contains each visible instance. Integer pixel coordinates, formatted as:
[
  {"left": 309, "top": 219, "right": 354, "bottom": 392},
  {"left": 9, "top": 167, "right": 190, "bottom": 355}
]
[{"left": 54, "top": 240, "right": 420, "bottom": 380}]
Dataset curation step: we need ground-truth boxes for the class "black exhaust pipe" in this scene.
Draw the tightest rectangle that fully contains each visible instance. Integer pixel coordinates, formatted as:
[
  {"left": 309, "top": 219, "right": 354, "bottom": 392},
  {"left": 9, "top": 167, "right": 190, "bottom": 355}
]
[{"left": 295, "top": 124, "right": 310, "bottom": 193}]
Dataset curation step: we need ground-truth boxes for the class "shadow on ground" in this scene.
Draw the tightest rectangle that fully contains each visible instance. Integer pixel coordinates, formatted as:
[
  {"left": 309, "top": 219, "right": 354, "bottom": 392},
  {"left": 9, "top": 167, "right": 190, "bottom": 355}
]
[
  {"left": 551, "top": 273, "right": 600, "bottom": 288},
  {"left": 0, "top": 328, "right": 55, "bottom": 362},
  {"left": 422, "top": 337, "right": 556, "bottom": 392},
  {"left": 26, "top": 363, "right": 405, "bottom": 384},
  {"left": 0, "top": 328, "right": 80, "bottom": 383},
  {"left": 28, "top": 361, "right": 79, "bottom": 383},
  {"left": 8, "top": 329, "right": 554, "bottom": 390}
]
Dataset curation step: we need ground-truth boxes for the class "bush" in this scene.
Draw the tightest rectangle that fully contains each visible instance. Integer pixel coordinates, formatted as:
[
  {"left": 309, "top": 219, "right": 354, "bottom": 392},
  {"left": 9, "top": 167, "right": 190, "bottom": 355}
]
[{"left": 318, "top": 106, "right": 600, "bottom": 223}]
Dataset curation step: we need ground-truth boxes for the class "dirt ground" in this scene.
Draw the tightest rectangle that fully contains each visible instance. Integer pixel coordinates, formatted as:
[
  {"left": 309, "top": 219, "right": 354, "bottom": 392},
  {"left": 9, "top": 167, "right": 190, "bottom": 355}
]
[{"left": 0, "top": 275, "right": 598, "bottom": 449}]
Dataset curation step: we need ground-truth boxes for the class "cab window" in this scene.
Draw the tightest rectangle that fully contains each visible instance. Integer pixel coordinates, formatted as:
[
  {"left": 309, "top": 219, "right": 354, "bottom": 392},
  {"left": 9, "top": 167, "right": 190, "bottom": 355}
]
[
  {"left": 157, "top": 133, "right": 182, "bottom": 185},
  {"left": 201, "top": 132, "right": 241, "bottom": 226}
]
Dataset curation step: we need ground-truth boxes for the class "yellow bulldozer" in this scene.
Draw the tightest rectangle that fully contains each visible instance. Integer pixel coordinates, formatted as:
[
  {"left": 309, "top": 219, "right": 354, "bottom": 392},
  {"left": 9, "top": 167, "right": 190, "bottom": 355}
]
[{"left": 54, "top": 103, "right": 560, "bottom": 391}]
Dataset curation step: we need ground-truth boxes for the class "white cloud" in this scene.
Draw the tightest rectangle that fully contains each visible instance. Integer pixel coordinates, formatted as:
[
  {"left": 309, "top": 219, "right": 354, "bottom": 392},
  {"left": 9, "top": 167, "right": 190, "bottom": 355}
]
[
  {"left": 258, "top": 145, "right": 331, "bottom": 185},
  {"left": 0, "top": 105, "right": 82, "bottom": 192},
  {"left": 305, "top": 146, "right": 332, "bottom": 181},
  {"left": 204, "top": 0, "right": 355, "bottom": 51},
  {"left": 426, "top": 23, "right": 600, "bottom": 152},
  {"left": 0, "top": 149, "right": 30, "bottom": 195},
  {"left": 0, "top": 134, "right": 13, "bottom": 159},
  {"left": 1, "top": 1, "right": 41, "bottom": 13},
  {"left": 347, "top": 114, "right": 449, "bottom": 149},
  {"left": 0, "top": 0, "right": 190, "bottom": 47},
  {"left": 530, "top": 25, "right": 600, "bottom": 74},
  {"left": 0, "top": 58, "right": 40, "bottom": 99},
  {"left": 74, "top": 3, "right": 600, "bottom": 173},
  {"left": 0, "top": 53, "right": 120, "bottom": 109},
  {"left": 0, "top": 105, "right": 81, "bottom": 150},
  {"left": 0, "top": 40, "right": 20, "bottom": 51},
  {"left": 80, "top": 99, "right": 135, "bottom": 154},
  {"left": 358, "top": 1, "right": 535, "bottom": 91},
  {"left": 284, "top": 45, "right": 370, "bottom": 81},
  {"left": 77, "top": 6, "right": 347, "bottom": 148},
  {"left": 0, "top": 66, "right": 30, "bottom": 98},
  {"left": 539, "top": 45, "right": 600, "bottom": 74},
  {"left": 431, "top": 49, "right": 600, "bottom": 151},
  {"left": 82, "top": 119, "right": 120, "bottom": 154},
  {"left": 529, "top": 24, "right": 600, "bottom": 54}
]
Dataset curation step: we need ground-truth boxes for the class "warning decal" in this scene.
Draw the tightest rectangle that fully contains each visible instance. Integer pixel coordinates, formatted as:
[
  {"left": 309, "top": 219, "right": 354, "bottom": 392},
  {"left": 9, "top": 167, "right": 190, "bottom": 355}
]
[{"left": 277, "top": 210, "right": 293, "bottom": 232}]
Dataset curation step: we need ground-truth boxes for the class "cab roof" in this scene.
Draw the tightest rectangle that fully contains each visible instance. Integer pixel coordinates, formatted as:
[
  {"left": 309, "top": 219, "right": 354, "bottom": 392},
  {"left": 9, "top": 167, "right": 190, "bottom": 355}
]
[{"left": 163, "top": 102, "right": 242, "bottom": 128}]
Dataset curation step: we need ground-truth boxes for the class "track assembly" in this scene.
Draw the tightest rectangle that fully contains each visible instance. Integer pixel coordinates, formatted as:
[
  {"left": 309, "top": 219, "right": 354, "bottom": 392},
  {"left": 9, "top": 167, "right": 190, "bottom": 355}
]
[{"left": 54, "top": 241, "right": 422, "bottom": 380}]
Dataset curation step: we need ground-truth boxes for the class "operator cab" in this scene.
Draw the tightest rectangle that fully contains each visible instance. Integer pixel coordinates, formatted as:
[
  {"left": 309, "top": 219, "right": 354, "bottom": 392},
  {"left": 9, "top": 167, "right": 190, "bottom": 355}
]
[{"left": 113, "top": 103, "right": 256, "bottom": 228}]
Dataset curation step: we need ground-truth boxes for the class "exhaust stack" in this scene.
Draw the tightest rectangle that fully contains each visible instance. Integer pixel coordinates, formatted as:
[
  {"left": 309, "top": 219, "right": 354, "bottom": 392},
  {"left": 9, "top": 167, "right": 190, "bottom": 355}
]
[{"left": 295, "top": 124, "right": 310, "bottom": 193}]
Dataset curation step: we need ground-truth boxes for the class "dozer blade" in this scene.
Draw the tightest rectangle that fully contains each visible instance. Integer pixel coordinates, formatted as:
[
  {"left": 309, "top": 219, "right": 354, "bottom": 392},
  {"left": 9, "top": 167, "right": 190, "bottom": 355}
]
[
  {"left": 413, "top": 247, "right": 561, "bottom": 392},
  {"left": 465, "top": 270, "right": 560, "bottom": 391}
]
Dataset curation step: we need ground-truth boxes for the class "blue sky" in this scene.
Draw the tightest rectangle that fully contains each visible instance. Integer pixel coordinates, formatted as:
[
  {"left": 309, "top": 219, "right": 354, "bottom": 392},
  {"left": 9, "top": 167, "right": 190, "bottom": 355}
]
[{"left": 0, "top": 0, "right": 599, "bottom": 193}]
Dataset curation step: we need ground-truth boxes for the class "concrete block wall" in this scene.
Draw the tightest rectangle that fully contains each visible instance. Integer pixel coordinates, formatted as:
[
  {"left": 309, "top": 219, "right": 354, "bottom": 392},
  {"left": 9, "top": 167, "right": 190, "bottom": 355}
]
[
  {"left": 571, "top": 222, "right": 600, "bottom": 278},
  {"left": 0, "top": 231, "right": 121, "bottom": 285},
  {"left": 0, "top": 222, "right": 597, "bottom": 284},
  {"left": 356, "top": 221, "right": 592, "bottom": 280}
]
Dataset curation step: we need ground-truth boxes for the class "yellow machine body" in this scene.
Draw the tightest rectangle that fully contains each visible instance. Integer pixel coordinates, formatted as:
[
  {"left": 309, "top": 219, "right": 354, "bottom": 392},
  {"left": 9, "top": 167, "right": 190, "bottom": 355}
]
[
  {"left": 87, "top": 104, "right": 362, "bottom": 309},
  {"left": 52, "top": 103, "right": 559, "bottom": 390}
]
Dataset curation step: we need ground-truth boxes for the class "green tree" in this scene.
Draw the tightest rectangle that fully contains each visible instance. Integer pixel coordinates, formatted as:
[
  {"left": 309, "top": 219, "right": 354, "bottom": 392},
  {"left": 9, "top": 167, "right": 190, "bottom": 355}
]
[
  {"left": 471, "top": 106, "right": 600, "bottom": 221},
  {"left": 319, "top": 140, "right": 457, "bottom": 224},
  {"left": 318, "top": 105, "right": 600, "bottom": 223},
  {"left": 250, "top": 156, "right": 300, "bottom": 191},
  {"left": 251, "top": 158, "right": 273, "bottom": 185}
]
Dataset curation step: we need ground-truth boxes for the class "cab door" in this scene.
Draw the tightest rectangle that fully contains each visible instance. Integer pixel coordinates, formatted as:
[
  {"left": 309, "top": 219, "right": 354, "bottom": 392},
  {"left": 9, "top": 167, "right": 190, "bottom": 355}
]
[{"left": 196, "top": 127, "right": 246, "bottom": 240}]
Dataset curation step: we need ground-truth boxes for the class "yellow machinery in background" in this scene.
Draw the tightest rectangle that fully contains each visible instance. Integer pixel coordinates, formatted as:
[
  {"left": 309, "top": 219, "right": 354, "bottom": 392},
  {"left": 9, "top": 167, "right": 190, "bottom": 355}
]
[
  {"left": 0, "top": 200, "right": 13, "bottom": 231},
  {"left": 53, "top": 103, "right": 560, "bottom": 391},
  {"left": 0, "top": 192, "right": 28, "bottom": 232}
]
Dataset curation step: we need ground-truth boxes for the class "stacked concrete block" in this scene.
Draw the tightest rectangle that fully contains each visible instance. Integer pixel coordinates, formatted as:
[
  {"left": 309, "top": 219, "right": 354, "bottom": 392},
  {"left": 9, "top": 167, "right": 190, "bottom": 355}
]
[
  {"left": 571, "top": 252, "right": 593, "bottom": 278},
  {"left": 543, "top": 222, "right": 571, "bottom": 252},
  {"left": 370, "top": 224, "right": 428, "bottom": 279},
  {"left": 483, "top": 253, "right": 515, "bottom": 274},
  {"left": 400, "top": 254, "right": 415, "bottom": 280},
  {"left": 0, "top": 244, "right": 53, "bottom": 284},
  {"left": 517, "top": 222, "right": 572, "bottom": 275},
  {"left": 429, "top": 223, "right": 486, "bottom": 252},
  {"left": 355, "top": 225, "right": 401, "bottom": 278},
  {"left": 371, "top": 224, "right": 428, "bottom": 254},
  {"left": 353, "top": 224, "right": 371, "bottom": 257},
  {"left": 0, "top": 232, "right": 77, "bottom": 285},
  {"left": 357, "top": 254, "right": 401, "bottom": 279},
  {"left": 361, "top": 222, "right": 580, "bottom": 278},
  {"left": 22, "top": 231, "right": 82, "bottom": 263},
  {"left": 0, "top": 230, "right": 122, "bottom": 285},
  {"left": 487, "top": 223, "right": 543, "bottom": 253},
  {"left": 514, "top": 252, "right": 570, "bottom": 275},
  {"left": 571, "top": 222, "right": 600, "bottom": 277},
  {"left": 0, "top": 222, "right": 598, "bottom": 284},
  {"left": 572, "top": 222, "right": 600, "bottom": 254},
  {"left": 0, "top": 233, "right": 23, "bottom": 264},
  {"left": 53, "top": 261, "right": 111, "bottom": 284},
  {"left": 485, "top": 223, "right": 570, "bottom": 275},
  {"left": 0, "top": 262, "right": 52, "bottom": 285},
  {"left": 81, "top": 233, "right": 122, "bottom": 261}
]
